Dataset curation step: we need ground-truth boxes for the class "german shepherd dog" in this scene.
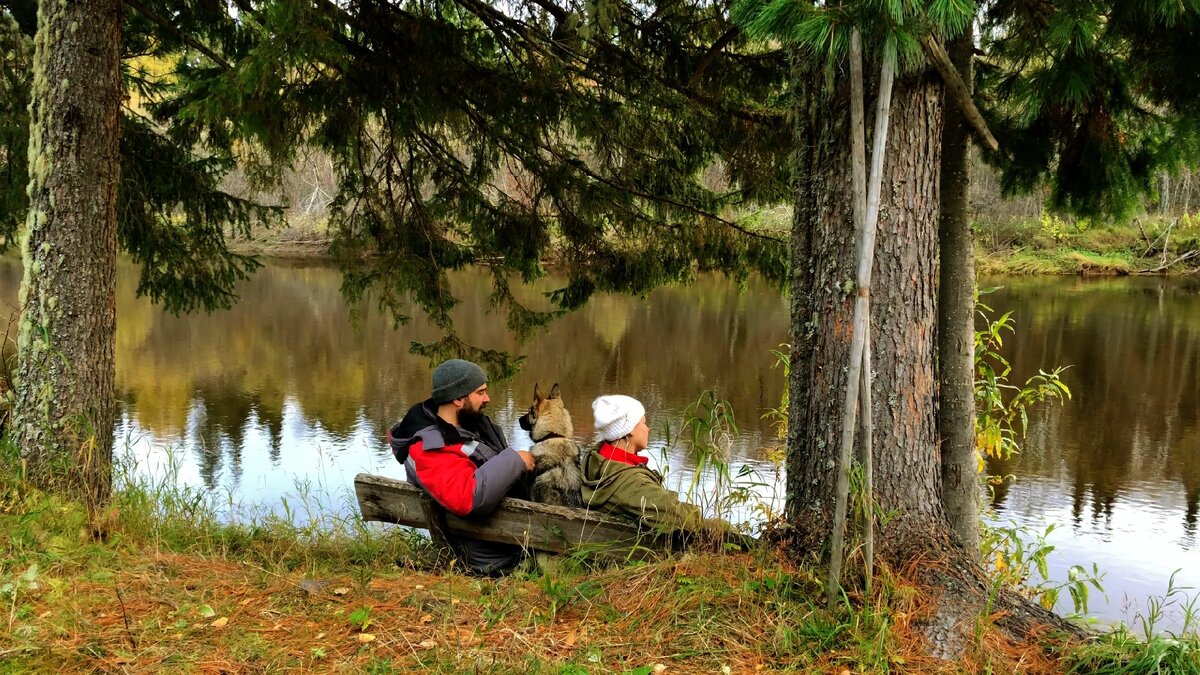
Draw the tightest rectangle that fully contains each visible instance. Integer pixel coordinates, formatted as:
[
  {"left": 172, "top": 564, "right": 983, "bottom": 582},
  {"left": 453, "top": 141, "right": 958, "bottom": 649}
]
[{"left": 518, "top": 383, "right": 584, "bottom": 508}]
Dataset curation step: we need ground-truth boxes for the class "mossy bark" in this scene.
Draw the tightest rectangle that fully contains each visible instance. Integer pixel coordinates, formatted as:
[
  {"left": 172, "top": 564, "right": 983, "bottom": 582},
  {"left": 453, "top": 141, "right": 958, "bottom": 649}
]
[
  {"left": 786, "top": 64, "right": 948, "bottom": 558},
  {"left": 11, "top": 0, "right": 122, "bottom": 505},
  {"left": 937, "top": 29, "right": 981, "bottom": 560}
]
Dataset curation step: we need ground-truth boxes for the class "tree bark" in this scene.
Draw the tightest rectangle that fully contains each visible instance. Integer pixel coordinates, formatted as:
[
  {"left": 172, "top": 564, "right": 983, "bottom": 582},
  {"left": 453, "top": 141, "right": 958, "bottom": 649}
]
[
  {"left": 11, "top": 0, "right": 123, "bottom": 506},
  {"left": 787, "top": 63, "right": 946, "bottom": 559},
  {"left": 937, "top": 28, "right": 981, "bottom": 560}
]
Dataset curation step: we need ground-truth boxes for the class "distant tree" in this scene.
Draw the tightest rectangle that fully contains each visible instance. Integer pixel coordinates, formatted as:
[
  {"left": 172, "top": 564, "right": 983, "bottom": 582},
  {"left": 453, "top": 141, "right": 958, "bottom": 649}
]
[{"left": 164, "top": 0, "right": 791, "bottom": 375}]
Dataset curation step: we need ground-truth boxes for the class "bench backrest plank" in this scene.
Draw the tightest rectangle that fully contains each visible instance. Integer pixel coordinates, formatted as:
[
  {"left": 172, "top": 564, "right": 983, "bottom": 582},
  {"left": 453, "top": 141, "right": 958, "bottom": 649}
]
[{"left": 354, "top": 473, "right": 665, "bottom": 555}]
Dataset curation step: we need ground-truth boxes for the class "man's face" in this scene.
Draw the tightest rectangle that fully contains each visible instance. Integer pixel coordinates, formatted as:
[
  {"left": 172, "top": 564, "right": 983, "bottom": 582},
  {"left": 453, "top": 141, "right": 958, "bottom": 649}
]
[{"left": 459, "top": 384, "right": 490, "bottom": 416}]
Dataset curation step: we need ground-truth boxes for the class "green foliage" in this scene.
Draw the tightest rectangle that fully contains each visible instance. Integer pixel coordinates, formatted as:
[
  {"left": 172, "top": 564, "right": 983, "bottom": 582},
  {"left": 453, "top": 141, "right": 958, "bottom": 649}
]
[
  {"left": 0, "top": 2, "right": 278, "bottom": 314},
  {"left": 979, "top": 522, "right": 1105, "bottom": 617},
  {"left": 1064, "top": 574, "right": 1200, "bottom": 675},
  {"left": 980, "top": 0, "right": 1200, "bottom": 220},
  {"left": 157, "top": 0, "right": 790, "bottom": 373},
  {"left": 732, "top": 0, "right": 974, "bottom": 70},
  {"left": 0, "top": 12, "right": 31, "bottom": 238},
  {"left": 669, "top": 389, "right": 770, "bottom": 531},
  {"left": 974, "top": 293, "right": 1071, "bottom": 476},
  {"left": 347, "top": 606, "right": 372, "bottom": 632}
]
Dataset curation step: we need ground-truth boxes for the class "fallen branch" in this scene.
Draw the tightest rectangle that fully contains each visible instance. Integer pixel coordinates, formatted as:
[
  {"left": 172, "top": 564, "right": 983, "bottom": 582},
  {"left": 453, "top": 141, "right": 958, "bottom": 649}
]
[
  {"left": 920, "top": 35, "right": 999, "bottom": 153},
  {"left": 1137, "top": 248, "right": 1200, "bottom": 274}
]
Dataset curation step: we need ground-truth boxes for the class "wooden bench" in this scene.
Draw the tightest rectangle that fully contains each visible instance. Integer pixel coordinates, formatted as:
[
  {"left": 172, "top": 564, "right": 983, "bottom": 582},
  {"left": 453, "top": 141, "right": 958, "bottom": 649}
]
[{"left": 354, "top": 473, "right": 670, "bottom": 555}]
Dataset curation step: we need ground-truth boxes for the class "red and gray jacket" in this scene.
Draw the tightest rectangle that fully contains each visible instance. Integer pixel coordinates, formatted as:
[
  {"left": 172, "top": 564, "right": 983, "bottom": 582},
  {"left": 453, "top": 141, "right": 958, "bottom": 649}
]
[{"left": 388, "top": 400, "right": 528, "bottom": 518}]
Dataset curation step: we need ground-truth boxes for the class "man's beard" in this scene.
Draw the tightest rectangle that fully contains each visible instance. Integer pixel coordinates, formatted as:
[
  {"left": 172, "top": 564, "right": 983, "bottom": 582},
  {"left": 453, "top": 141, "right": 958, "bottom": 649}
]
[{"left": 459, "top": 402, "right": 487, "bottom": 427}]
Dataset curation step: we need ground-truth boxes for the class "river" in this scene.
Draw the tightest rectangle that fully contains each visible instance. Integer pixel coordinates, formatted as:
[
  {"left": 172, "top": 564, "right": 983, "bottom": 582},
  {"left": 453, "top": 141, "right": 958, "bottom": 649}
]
[{"left": 0, "top": 258, "right": 1196, "bottom": 630}]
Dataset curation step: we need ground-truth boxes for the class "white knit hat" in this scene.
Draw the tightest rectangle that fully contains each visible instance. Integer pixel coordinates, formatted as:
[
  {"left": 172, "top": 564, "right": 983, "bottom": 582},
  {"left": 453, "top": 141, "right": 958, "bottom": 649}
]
[{"left": 592, "top": 395, "right": 646, "bottom": 442}]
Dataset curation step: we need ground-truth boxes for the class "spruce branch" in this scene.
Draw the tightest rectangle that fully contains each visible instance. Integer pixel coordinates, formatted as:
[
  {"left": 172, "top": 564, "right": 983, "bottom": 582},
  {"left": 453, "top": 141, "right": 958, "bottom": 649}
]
[{"left": 122, "top": 0, "right": 231, "bottom": 71}]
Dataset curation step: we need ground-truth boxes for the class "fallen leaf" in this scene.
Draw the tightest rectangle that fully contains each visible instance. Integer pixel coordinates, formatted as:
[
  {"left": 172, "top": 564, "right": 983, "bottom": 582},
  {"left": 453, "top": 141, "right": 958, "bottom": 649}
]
[
  {"left": 316, "top": 632, "right": 326, "bottom": 640},
  {"left": 210, "top": 617, "right": 229, "bottom": 628},
  {"left": 420, "top": 614, "right": 433, "bottom": 624},
  {"left": 38, "top": 611, "right": 51, "bottom": 619},
  {"left": 239, "top": 598, "right": 253, "bottom": 606},
  {"left": 418, "top": 639, "right": 437, "bottom": 649},
  {"left": 357, "top": 633, "right": 376, "bottom": 643},
  {"left": 415, "top": 584, "right": 425, "bottom": 590},
  {"left": 333, "top": 587, "right": 350, "bottom": 596},
  {"left": 565, "top": 631, "right": 577, "bottom": 647},
  {"left": 653, "top": 665, "right": 666, "bottom": 674},
  {"left": 450, "top": 598, "right": 460, "bottom": 605}
]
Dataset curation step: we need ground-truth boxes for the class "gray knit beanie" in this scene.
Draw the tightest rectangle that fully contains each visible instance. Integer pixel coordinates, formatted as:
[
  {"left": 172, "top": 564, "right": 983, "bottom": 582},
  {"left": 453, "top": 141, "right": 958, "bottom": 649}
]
[{"left": 431, "top": 359, "right": 488, "bottom": 404}]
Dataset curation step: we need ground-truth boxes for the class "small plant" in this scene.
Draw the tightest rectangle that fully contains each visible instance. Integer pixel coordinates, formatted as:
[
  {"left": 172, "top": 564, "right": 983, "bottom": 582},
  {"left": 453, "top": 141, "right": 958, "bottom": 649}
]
[
  {"left": 348, "top": 606, "right": 372, "bottom": 632},
  {"left": 2, "top": 563, "right": 40, "bottom": 631},
  {"left": 1126, "top": 570, "right": 1198, "bottom": 641},
  {"left": 979, "top": 522, "right": 1105, "bottom": 616},
  {"left": 974, "top": 293, "right": 1071, "bottom": 483},
  {"left": 533, "top": 573, "right": 599, "bottom": 625}
]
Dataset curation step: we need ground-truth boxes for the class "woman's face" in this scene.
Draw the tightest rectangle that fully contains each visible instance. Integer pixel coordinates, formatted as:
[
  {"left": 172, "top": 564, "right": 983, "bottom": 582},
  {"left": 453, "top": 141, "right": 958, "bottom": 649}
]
[{"left": 629, "top": 416, "right": 650, "bottom": 452}]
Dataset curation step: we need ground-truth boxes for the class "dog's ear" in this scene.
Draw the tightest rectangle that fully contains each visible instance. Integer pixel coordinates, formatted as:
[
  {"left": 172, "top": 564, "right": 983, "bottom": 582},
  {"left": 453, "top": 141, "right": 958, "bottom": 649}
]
[
  {"left": 533, "top": 382, "right": 544, "bottom": 404},
  {"left": 549, "top": 383, "right": 561, "bottom": 400}
]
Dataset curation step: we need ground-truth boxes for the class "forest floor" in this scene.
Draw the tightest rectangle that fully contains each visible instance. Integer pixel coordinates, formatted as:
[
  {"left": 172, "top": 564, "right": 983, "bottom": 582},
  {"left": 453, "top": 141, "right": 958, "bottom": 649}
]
[{"left": 3, "top": 473, "right": 1196, "bottom": 674}]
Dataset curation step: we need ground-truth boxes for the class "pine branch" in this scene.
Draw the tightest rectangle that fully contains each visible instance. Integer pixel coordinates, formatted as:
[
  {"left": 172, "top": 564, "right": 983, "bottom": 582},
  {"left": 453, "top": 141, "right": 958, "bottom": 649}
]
[
  {"left": 690, "top": 27, "right": 741, "bottom": 86},
  {"left": 122, "top": 0, "right": 231, "bottom": 71}
]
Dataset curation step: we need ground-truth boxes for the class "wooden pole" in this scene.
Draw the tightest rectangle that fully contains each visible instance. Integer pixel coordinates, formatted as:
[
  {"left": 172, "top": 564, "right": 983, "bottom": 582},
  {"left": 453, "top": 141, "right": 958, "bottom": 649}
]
[
  {"left": 860, "top": 327, "right": 874, "bottom": 595},
  {"left": 826, "top": 32, "right": 895, "bottom": 610}
]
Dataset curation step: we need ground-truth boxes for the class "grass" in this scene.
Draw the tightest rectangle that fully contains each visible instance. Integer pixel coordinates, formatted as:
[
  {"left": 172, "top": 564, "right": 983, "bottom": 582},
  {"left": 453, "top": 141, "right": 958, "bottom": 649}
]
[
  {"left": 974, "top": 216, "right": 1200, "bottom": 276},
  {"left": 3, "top": 442, "right": 1200, "bottom": 673}
]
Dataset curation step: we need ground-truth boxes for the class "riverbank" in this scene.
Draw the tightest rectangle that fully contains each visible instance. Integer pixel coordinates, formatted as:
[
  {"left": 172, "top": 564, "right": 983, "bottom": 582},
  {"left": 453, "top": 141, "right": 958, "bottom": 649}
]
[
  {"left": 3, "top": 469, "right": 1198, "bottom": 674},
  {"left": 227, "top": 215, "right": 1200, "bottom": 276},
  {"left": 975, "top": 217, "right": 1200, "bottom": 276}
]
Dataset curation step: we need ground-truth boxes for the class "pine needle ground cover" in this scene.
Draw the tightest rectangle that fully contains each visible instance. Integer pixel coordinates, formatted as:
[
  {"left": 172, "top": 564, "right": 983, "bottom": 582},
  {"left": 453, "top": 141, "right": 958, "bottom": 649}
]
[{"left": 2, "top": 467, "right": 1197, "bottom": 673}]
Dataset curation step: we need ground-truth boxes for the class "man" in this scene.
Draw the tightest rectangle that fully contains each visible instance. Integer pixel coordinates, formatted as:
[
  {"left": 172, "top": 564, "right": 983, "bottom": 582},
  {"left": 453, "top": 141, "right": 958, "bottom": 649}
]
[{"left": 388, "top": 359, "right": 535, "bottom": 575}]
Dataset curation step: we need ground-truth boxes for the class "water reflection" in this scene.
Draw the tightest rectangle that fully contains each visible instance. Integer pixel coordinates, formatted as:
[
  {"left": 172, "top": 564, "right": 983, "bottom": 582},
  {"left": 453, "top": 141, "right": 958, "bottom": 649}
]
[
  {"left": 3, "top": 258, "right": 1199, "bottom": 626},
  {"left": 0, "top": 256, "right": 789, "bottom": 506},
  {"left": 983, "top": 276, "right": 1200, "bottom": 625}
]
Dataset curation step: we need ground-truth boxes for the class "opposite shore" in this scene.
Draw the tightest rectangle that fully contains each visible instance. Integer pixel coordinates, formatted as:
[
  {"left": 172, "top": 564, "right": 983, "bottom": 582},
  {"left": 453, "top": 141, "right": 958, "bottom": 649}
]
[{"left": 227, "top": 215, "right": 1200, "bottom": 276}]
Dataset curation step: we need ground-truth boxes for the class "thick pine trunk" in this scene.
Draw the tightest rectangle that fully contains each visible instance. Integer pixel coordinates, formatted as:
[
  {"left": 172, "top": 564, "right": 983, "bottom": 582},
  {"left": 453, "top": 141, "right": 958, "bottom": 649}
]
[
  {"left": 786, "top": 66, "right": 946, "bottom": 560},
  {"left": 11, "top": 0, "right": 123, "bottom": 505},
  {"left": 937, "top": 30, "right": 981, "bottom": 559}
]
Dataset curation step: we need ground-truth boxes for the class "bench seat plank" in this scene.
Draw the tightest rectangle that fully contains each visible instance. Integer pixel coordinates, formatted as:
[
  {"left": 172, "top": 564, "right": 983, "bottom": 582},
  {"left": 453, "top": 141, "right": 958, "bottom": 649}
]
[{"left": 354, "top": 473, "right": 665, "bottom": 554}]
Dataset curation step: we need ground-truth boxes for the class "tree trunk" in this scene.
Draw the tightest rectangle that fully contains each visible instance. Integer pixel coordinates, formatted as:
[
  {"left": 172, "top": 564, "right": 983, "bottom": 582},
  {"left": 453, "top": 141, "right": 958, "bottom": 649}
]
[
  {"left": 11, "top": 0, "right": 123, "bottom": 506},
  {"left": 937, "top": 29, "right": 981, "bottom": 560},
  {"left": 787, "top": 64, "right": 946, "bottom": 560}
]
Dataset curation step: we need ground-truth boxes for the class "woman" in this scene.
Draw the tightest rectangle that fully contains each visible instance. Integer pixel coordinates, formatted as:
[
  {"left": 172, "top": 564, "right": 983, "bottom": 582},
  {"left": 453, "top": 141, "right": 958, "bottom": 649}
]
[{"left": 582, "top": 394, "right": 735, "bottom": 543}]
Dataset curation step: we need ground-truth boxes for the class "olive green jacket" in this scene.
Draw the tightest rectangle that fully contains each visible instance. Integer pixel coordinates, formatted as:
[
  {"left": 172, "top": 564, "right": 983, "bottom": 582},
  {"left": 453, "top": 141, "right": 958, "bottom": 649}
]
[{"left": 580, "top": 448, "right": 729, "bottom": 537}]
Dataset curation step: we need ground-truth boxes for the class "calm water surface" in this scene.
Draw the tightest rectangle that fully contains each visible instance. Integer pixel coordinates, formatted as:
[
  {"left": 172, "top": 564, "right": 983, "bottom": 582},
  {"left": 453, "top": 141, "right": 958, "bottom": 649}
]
[{"left": 1, "top": 259, "right": 1196, "bottom": 627}]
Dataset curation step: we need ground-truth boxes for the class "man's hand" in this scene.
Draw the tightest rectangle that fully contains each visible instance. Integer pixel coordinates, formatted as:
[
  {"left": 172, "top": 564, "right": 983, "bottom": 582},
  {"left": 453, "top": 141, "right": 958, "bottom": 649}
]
[{"left": 516, "top": 450, "right": 536, "bottom": 472}]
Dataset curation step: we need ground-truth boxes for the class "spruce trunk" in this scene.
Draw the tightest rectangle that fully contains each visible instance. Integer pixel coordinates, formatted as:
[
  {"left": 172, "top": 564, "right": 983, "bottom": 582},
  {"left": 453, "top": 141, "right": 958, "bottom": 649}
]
[
  {"left": 787, "top": 68, "right": 946, "bottom": 558},
  {"left": 11, "top": 0, "right": 123, "bottom": 506},
  {"left": 937, "top": 30, "right": 981, "bottom": 559}
]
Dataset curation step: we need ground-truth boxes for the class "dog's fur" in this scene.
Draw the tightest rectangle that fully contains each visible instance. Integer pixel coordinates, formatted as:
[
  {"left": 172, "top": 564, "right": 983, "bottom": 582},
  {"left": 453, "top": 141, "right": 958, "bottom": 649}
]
[{"left": 523, "top": 383, "right": 584, "bottom": 508}]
